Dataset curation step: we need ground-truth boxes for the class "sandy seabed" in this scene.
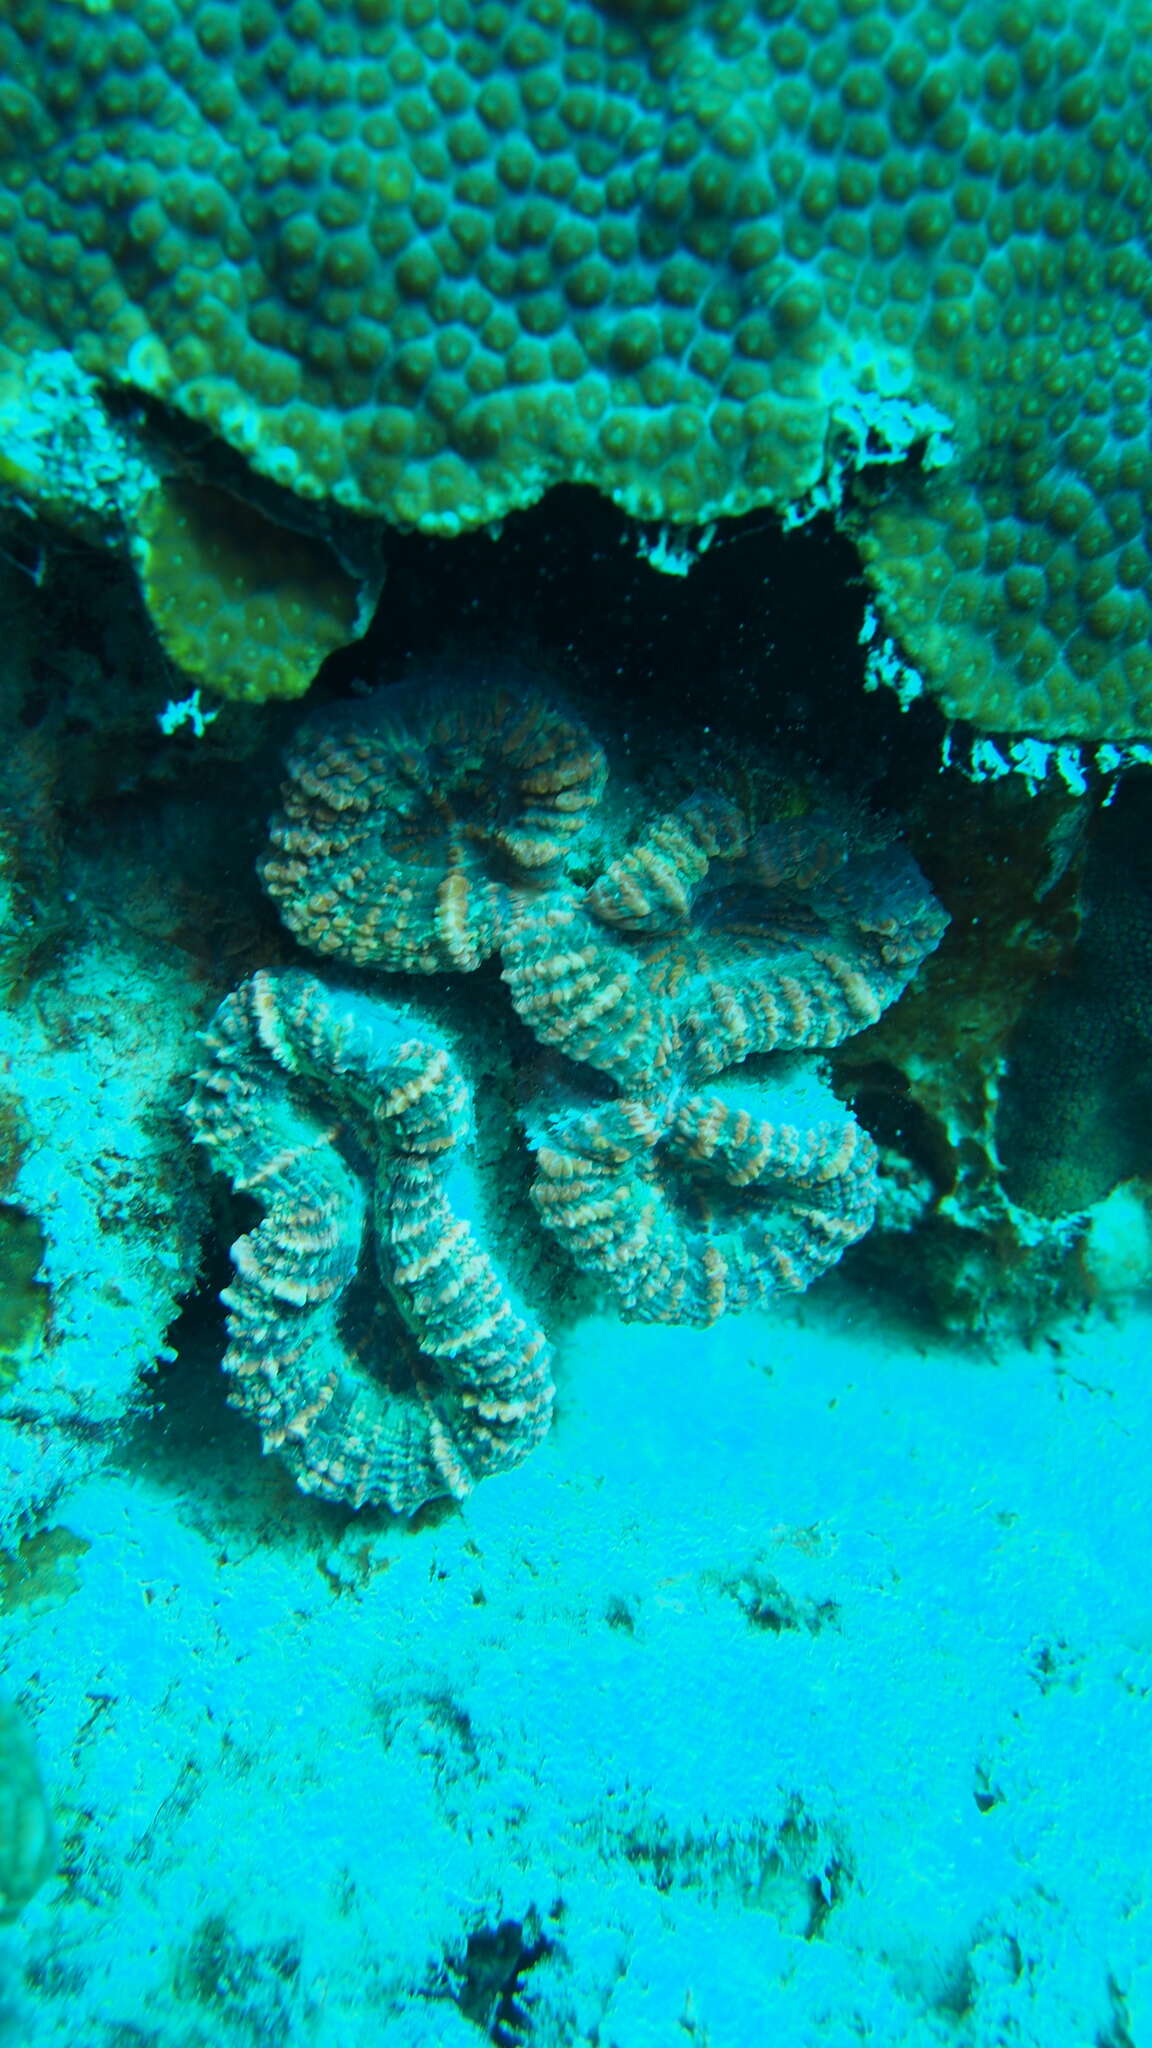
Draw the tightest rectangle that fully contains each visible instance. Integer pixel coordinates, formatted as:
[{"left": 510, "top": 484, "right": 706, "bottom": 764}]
[{"left": 3, "top": 1280, "right": 1150, "bottom": 2048}]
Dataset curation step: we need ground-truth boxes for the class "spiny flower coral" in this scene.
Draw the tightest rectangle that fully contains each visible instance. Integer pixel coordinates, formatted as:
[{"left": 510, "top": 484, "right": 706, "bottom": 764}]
[
  {"left": 527, "top": 1078, "right": 879, "bottom": 1324},
  {"left": 505, "top": 793, "right": 947, "bottom": 1318},
  {"left": 261, "top": 678, "right": 607, "bottom": 972},
  {"left": 260, "top": 677, "right": 948, "bottom": 1327},
  {"left": 187, "top": 968, "right": 553, "bottom": 1514},
  {"left": 4, "top": 0, "right": 1152, "bottom": 736},
  {"left": 501, "top": 794, "right": 949, "bottom": 1089}
]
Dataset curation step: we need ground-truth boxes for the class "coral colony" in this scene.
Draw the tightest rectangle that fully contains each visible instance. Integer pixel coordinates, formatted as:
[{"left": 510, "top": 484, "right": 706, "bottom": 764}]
[
  {"left": 189, "top": 679, "right": 946, "bottom": 1511},
  {"left": 1, "top": 0, "right": 1151, "bottom": 735},
  {"left": 0, "top": 1, "right": 1151, "bottom": 2039}
]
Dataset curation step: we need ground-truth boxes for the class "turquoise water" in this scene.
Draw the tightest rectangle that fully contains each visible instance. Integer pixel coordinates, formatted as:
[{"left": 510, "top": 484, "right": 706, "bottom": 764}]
[{"left": 1, "top": 0, "right": 1151, "bottom": 2030}]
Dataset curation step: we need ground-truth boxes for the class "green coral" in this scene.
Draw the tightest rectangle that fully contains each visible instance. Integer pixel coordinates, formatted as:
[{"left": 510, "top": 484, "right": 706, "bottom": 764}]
[
  {"left": 0, "top": 1093, "right": 47, "bottom": 1387},
  {"left": 2, "top": 0, "right": 1152, "bottom": 736},
  {"left": 0, "top": 1528, "right": 89, "bottom": 1617},
  {"left": 133, "top": 478, "right": 360, "bottom": 702},
  {"left": 0, "top": 353, "right": 362, "bottom": 704}
]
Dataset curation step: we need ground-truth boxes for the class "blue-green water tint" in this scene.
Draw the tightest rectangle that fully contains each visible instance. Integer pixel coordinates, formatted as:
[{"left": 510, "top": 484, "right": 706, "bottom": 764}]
[
  {"left": 2, "top": 0, "right": 1152, "bottom": 2027},
  {"left": 3, "top": 1292, "right": 1151, "bottom": 2043}
]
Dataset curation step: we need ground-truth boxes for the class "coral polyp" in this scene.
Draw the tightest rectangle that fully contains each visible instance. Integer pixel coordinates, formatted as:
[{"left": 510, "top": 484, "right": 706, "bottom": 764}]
[
  {"left": 187, "top": 970, "right": 554, "bottom": 1515},
  {"left": 260, "top": 679, "right": 607, "bottom": 974},
  {"left": 529, "top": 1076, "right": 879, "bottom": 1326},
  {"left": 502, "top": 798, "right": 949, "bottom": 1093},
  {"left": 506, "top": 792, "right": 947, "bottom": 1323},
  {"left": 254, "top": 675, "right": 947, "bottom": 1346}
]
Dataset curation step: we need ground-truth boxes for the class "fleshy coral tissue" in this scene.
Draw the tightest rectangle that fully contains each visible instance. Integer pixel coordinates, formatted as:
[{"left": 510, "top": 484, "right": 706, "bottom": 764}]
[{"left": 189, "top": 673, "right": 947, "bottom": 1512}]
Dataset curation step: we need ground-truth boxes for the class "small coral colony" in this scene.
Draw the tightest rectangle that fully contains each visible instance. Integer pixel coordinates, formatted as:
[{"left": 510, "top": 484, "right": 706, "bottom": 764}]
[{"left": 189, "top": 676, "right": 947, "bottom": 1514}]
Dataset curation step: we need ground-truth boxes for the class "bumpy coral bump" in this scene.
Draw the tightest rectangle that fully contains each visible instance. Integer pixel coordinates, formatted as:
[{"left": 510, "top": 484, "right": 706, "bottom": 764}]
[
  {"left": 261, "top": 681, "right": 606, "bottom": 973},
  {"left": 6, "top": 0, "right": 1152, "bottom": 734},
  {"left": 187, "top": 969, "right": 553, "bottom": 1514},
  {"left": 134, "top": 479, "right": 359, "bottom": 704}
]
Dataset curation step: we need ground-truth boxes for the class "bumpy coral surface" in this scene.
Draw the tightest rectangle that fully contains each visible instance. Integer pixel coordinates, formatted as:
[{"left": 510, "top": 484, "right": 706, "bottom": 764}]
[
  {"left": 2, "top": 0, "right": 1151, "bottom": 736},
  {"left": 134, "top": 478, "right": 359, "bottom": 704},
  {"left": 187, "top": 968, "right": 554, "bottom": 1514},
  {"left": 0, "top": 351, "right": 363, "bottom": 704},
  {"left": 260, "top": 677, "right": 947, "bottom": 1324}
]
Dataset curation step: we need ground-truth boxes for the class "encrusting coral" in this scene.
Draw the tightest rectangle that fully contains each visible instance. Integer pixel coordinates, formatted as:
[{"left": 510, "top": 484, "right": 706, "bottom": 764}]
[
  {"left": 133, "top": 478, "right": 361, "bottom": 705},
  {"left": 257, "top": 677, "right": 948, "bottom": 1348},
  {"left": 0, "top": 351, "right": 365, "bottom": 705},
  {"left": 3, "top": 0, "right": 1152, "bottom": 736},
  {"left": 187, "top": 968, "right": 554, "bottom": 1515},
  {"left": 996, "top": 778, "right": 1152, "bottom": 1219},
  {"left": 0, "top": 921, "right": 207, "bottom": 1542}
]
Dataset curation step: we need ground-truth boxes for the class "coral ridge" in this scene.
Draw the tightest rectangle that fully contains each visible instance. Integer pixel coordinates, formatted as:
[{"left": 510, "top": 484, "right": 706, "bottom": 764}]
[{"left": 188, "top": 968, "right": 554, "bottom": 1515}]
